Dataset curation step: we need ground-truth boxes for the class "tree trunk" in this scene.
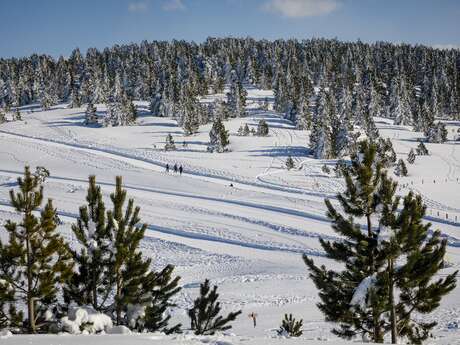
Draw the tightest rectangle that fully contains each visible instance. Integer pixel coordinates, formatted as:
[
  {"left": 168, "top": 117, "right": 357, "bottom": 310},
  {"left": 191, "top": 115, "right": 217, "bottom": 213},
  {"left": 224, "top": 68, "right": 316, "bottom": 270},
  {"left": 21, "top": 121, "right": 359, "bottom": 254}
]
[
  {"left": 389, "top": 259, "right": 397, "bottom": 344},
  {"left": 367, "top": 213, "right": 381, "bottom": 342},
  {"left": 26, "top": 230, "right": 36, "bottom": 333}
]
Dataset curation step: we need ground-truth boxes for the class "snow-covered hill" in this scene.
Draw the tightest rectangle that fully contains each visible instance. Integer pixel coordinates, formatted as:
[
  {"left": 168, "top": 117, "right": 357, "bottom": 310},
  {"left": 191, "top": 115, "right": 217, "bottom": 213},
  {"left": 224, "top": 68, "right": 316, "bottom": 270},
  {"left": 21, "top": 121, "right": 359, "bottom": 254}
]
[{"left": 1, "top": 87, "right": 459, "bottom": 344}]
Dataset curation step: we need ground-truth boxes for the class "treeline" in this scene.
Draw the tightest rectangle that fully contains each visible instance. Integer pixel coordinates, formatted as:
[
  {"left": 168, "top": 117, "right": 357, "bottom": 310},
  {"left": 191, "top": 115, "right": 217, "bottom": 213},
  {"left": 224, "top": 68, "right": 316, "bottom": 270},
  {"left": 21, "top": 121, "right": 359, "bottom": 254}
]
[{"left": 0, "top": 38, "right": 458, "bottom": 131}]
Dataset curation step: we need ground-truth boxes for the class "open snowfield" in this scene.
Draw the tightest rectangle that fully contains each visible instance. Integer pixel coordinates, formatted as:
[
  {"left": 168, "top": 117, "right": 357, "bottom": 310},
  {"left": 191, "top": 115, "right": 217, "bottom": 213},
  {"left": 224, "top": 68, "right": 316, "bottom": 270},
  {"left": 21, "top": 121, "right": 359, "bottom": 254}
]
[{"left": 1, "top": 87, "right": 459, "bottom": 344}]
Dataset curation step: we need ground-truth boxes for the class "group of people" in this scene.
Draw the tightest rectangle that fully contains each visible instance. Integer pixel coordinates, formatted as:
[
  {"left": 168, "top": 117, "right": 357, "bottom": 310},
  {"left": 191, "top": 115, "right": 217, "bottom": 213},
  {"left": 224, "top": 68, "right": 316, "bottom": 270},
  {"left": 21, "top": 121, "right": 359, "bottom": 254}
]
[{"left": 165, "top": 163, "right": 183, "bottom": 175}]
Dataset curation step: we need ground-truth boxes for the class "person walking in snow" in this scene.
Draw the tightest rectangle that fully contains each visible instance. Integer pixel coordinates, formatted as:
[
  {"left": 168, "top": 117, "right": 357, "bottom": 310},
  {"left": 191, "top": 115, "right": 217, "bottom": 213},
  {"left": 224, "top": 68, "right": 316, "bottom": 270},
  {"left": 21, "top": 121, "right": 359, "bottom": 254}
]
[
  {"left": 173, "top": 163, "right": 178, "bottom": 174},
  {"left": 179, "top": 165, "right": 183, "bottom": 175},
  {"left": 165, "top": 163, "right": 170, "bottom": 173}
]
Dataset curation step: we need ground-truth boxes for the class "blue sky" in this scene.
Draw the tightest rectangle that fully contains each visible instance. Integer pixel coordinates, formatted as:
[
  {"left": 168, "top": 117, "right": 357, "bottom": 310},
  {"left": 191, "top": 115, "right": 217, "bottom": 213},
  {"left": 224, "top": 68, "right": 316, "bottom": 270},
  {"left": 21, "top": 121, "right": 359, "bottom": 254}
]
[{"left": 0, "top": 0, "right": 459, "bottom": 58}]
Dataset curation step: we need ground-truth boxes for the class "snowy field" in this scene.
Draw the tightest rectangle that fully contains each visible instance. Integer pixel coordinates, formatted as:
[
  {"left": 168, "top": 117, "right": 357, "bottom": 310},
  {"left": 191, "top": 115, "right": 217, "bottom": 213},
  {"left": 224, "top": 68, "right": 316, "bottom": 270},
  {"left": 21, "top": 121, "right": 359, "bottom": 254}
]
[{"left": 1, "top": 87, "right": 459, "bottom": 344}]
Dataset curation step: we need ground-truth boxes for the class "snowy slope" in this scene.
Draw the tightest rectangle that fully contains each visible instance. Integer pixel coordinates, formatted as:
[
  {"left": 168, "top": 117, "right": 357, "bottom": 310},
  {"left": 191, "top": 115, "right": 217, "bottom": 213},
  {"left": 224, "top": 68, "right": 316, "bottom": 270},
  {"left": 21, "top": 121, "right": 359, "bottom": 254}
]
[{"left": 0, "top": 87, "right": 459, "bottom": 344}]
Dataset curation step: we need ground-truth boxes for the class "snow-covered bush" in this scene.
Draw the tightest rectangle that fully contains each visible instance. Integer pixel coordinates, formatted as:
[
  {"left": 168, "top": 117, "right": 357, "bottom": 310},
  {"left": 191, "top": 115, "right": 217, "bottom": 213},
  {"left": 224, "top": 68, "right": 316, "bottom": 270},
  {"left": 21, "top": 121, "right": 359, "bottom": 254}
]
[{"left": 60, "top": 306, "right": 112, "bottom": 334}]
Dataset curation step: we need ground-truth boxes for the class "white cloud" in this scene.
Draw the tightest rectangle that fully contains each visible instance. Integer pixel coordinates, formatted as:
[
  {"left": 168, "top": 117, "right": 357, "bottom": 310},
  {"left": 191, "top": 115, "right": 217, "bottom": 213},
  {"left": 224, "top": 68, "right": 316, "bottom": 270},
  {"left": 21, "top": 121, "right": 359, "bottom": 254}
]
[
  {"left": 262, "top": 0, "right": 340, "bottom": 18},
  {"left": 162, "top": 0, "right": 186, "bottom": 11},
  {"left": 128, "top": 1, "right": 149, "bottom": 12},
  {"left": 432, "top": 44, "right": 460, "bottom": 51}
]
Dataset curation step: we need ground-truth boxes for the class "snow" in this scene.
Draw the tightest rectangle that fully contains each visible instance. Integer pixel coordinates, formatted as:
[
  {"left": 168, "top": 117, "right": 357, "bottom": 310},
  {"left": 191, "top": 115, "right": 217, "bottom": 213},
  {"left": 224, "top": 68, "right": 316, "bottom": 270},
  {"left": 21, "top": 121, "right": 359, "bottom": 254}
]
[
  {"left": 61, "top": 306, "right": 113, "bottom": 334},
  {"left": 350, "top": 275, "right": 377, "bottom": 310},
  {"left": 0, "top": 87, "right": 459, "bottom": 344}
]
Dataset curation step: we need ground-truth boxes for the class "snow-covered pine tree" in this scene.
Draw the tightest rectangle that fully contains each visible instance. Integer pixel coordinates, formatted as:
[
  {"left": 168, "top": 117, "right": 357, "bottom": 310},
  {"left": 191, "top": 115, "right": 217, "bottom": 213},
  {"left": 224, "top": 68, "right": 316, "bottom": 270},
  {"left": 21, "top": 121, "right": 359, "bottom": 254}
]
[
  {"left": 209, "top": 117, "right": 229, "bottom": 153},
  {"left": 407, "top": 149, "right": 416, "bottom": 164},
  {"left": 393, "top": 77, "right": 413, "bottom": 126},
  {"left": 378, "top": 192, "right": 457, "bottom": 344},
  {"left": 64, "top": 175, "right": 112, "bottom": 312},
  {"left": 188, "top": 279, "right": 242, "bottom": 335},
  {"left": 227, "top": 71, "right": 247, "bottom": 118},
  {"left": 304, "top": 140, "right": 395, "bottom": 342},
  {"left": 310, "top": 88, "right": 334, "bottom": 159},
  {"left": 84, "top": 102, "right": 98, "bottom": 125},
  {"left": 394, "top": 158, "right": 408, "bottom": 177},
  {"left": 0, "top": 167, "right": 73, "bottom": 333},
  {"left": 256, "top": 119, "right": 269, "bottom": 136}
]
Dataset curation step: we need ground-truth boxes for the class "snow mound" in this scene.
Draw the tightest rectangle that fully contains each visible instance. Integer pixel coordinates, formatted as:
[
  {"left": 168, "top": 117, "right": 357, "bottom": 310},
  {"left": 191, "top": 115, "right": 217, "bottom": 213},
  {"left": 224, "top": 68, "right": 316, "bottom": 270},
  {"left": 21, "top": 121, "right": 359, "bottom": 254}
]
[
  {"left": 61, "top": 306, "right": 113, "bottom": 334},
  {"left": 0, "top": 329, "right": 13, "bottom": 338}
]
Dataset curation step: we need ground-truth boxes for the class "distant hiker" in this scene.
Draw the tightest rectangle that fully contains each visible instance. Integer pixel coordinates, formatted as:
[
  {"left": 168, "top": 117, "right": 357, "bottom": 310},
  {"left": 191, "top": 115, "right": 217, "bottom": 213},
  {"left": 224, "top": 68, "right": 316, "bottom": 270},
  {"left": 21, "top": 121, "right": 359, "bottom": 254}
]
[
  {"left": 166, "top": 164, "right": 170, "bottom": 173},
  {"left": 248, "top": 312, "right": 257, "bottom": 327},
  {"left": 173, "top": 163, "right": 178, "bottom": 173},
  {"left": 179, "top": 165, "right": 183, "bottom": 175}
]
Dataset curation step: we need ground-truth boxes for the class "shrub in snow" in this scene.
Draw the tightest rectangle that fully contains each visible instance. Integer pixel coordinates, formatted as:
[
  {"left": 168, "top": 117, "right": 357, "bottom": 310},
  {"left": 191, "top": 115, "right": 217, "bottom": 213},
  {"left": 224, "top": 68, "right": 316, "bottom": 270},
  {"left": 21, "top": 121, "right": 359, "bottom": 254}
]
[
  {"left": 394, "top": 159, "right": 408, "bottom": 177},
  {"left": 277, "top": 314, "right": 303, "bottom": 337},
  {"left": 188, "top": 279, "right": 242, "bottom": 335},
  {"left": 285, "top": 156, "right": 295, "bottom": 170},
  {"left": 321, "top": 164, "right": 330, "bottom": 175}
]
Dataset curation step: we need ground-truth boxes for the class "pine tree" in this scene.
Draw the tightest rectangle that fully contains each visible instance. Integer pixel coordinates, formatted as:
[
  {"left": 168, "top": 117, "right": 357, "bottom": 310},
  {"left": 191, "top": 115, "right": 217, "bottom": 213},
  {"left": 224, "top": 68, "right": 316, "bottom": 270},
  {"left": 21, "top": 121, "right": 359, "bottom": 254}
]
[
  {"left": 165, "top": 134, "right": 176, "bottom": 151},
  {"left": 107, "top": 176, "right": 156, "bottom": 326},
  {"left": 0, "top": 109, "right": 6, "bottom": 124},
  {"left": 286, "top": 156, "right": 295, "bottom": 170},
  {"left": 0, "top": 167, "right": 73, "bottom": 333},
  {"left": 416, "top": 141, "right": 429, "bottom": 155},
  {"left": 140, "top": 265, "right": 182, "bottom": 334},
  {"left": 378, "top": 192, "right": 457, "bottom": 344},
  {"left": 394, "top": 159, "right": 408, "bottom": 177},
  {"left": 256, "top": 119, "right": 269, "bottom": 136},
  {"left": 84, "top": 102, "right": 98, "bottom": 125},
  {"left": 304, "top": 140, "right": 394, "bottom": 342},
  {"left": 310, "top": 88, "right": 334, "bottom": 159},
  {"left": 407, "top": 149, "right": 416, "bottom": 164},
  {"left": 209, "top": 117, "right": 229, "bottom": 153},
  {"left": 64, "top": 176, "right": 112, "bottom": 312},
  {"left": 227, "top": 71, "right": 247, "bottom": 118},
  {"left": 243, "top": 123, "right": 250, "bottom": 136},
  {"left": 277, "top": 314, "right": 303, "bottom": 337},
  {"left": 425, "top": 122, "right": 448, "bottom": 143},
  {"left": 188, "top": 279, "right": 241, "bottom": 335}
]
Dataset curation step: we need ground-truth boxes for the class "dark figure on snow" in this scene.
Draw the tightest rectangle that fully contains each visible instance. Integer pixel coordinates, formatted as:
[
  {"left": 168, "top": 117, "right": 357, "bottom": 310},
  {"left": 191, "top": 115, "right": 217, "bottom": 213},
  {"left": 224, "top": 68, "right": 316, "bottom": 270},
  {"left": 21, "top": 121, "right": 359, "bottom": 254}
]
[
  {"left": 173, "top": 163, "right": 178, "bottom": 173},
  {"left": 179, "top": 165, "right": 183, "bottom": 175},
  {"left": 248, "top": 312, "right": 257, "bottom": 328},
  {"left": 166, "top": 163, "right": 170, "bottom": 173}
]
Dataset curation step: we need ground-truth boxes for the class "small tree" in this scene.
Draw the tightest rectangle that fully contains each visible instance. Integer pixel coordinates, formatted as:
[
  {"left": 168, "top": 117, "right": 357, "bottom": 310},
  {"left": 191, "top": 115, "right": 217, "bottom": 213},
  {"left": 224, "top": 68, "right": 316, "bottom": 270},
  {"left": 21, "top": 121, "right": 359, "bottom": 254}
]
[
  {"left": 209, "top": 118, "right": 229, "bottom": 153},
  {"left": 322, "top": 164, "right": 331, "bottom": 174},
  {"left": 243, "top": 123, "right": 250, "bottom": 136},
  {"left": 257, "top": 119, "right": 269, "bottom": 136},
  {"left": 394, "top": 159, "right": 408, "bottom": 177},
  {"left": 64, "top": 176, "right": 112, "bottom": 312},
  {"left": 277, "top": 314, "right": 303, "bottom": 337},
  {"left": 286, "top": 156, "right": 295, "bottom": 170},
  {"left": 84, "top": 102, "right": 98, "bottom": 125},
  {"left": 407, "top": 149, "right": 416, "bottom": 164},
  {"left": 188, "top": 279, "right": 241, "bottom": 335},
  {"left": 0, "top": 109, "right": 6, "bottom": 124},
  {"left": 165, "top": 134, "right": 176, "bottom": 151},
  {"left": 416, "top": 141, "right": 429, "bottom": 155},
  {"left": 140, "top": 265, "right": 182, "bottom": 334},
  {"left": 0, "top": 167, "right": 73, "bottom": 333}
]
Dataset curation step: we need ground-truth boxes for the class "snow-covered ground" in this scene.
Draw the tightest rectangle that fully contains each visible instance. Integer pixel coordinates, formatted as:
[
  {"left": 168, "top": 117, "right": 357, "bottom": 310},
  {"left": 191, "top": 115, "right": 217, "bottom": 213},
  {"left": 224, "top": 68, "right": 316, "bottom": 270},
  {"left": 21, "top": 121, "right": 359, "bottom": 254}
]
[{"left": 1, "top": 87, "right": 459, "bottom": 344}]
